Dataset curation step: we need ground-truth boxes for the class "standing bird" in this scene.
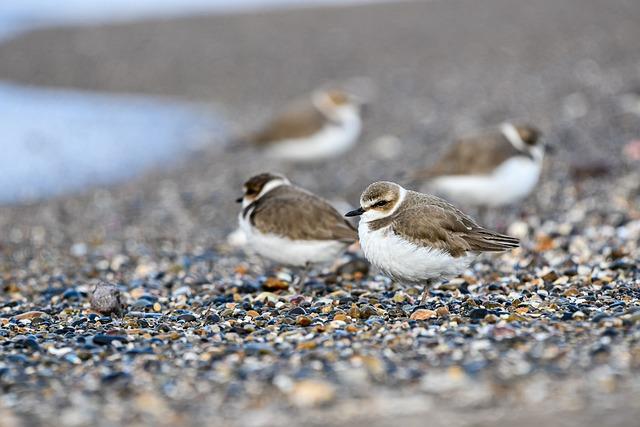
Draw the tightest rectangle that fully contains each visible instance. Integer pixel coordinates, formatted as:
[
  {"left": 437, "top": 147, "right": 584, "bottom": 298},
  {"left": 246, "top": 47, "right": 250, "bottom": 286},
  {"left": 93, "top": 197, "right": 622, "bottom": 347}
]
[
  {"left": 244, "top": 89, "right": 364, "bottom": 161},
  {"left": 237, "top": 172, "right": 358, "bottom": 289},
  {"left": 411, "top": 123, "right": 546, "bottom": 212},
  {"left": 346, "top": 181, "right": 519, "bottom": 305}
]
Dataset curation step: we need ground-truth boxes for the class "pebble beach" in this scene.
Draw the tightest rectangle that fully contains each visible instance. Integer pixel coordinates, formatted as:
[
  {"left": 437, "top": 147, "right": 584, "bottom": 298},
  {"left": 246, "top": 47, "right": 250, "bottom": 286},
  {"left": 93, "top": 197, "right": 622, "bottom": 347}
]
[{"left": 0, "top": 0, "right": 640, "bottom": 426}]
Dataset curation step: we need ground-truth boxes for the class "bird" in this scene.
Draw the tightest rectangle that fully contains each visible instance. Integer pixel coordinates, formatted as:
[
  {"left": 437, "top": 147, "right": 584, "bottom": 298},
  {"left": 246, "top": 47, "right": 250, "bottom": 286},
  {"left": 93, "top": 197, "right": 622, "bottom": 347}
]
[
  {"left": 346, "top": 181, "right": 519, "bottom": 305},
  {"left": 237, "top": 172, "right": 358, "bottom": 289},
  {"left": 411, "top": 123, "right": 546, "bottom": 214},
  {"left": 242, "top": 88, "right": 365, "bottom": 161},
  {"left": 89, "top": 281, "right": 125, "bottom": 317}
]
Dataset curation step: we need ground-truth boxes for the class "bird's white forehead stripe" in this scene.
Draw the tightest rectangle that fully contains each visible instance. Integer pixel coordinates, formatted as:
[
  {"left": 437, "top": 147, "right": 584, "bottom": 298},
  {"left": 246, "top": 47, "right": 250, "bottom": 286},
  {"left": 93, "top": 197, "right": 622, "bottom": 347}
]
[
  {"left": 501, "top": 122, "right": 526, "bottom": 151},
  {"left": 257, "top": 178, "right": 289, "bottom": 199}
]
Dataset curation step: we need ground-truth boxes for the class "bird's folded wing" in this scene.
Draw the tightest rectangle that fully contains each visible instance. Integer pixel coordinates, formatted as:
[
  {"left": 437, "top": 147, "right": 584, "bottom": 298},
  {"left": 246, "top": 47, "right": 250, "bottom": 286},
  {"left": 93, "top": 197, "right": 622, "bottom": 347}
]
[
  {"left": 251, "top": 190, "right": 357, "bottom": 242},
  {"left": 413, "top": 133, "right": 520, "bottom": 178},
  {"left": 392, "top": 201, "right": 519, "bottom": 257},
  {"left": 249, "top": 102, "right": 327, "bottom": 145}
]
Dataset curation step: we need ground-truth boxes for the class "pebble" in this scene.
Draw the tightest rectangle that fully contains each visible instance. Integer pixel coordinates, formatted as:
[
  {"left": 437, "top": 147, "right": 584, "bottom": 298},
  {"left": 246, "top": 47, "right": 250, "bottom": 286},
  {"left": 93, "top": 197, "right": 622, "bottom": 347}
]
[
  {"left": 92, "top": 334, "right": 127, "bottom": 346},
  {"left": 468, "top": 308, "right": 489, "bottom": 320},
  {"left": 13, "top": 311, "right": 47, "bottom": 321},
  {"left": 435, "top": 306, "right": 450, "bottom": 317},
  {"left": 177, "top": 314, "right": 197, "bottom": 322},
  {"left": 572, "top": 311, "right": 587, "bottom": 320},
  {"left": 288, "top": 307, "right": 306, "bottom": 316},
  {"left": 62, "top": 289, "right": 83, "bottom": 300},
  {"left": 263, "top": 277, "right": 290, "bottom": 291},
  {"left": 410, "top": 309, "right": 437, "bottom": 320},
  {"left": 90, "top": 281, "right": 125, "bottom": 317},
  {"left": 296, "top": 315, "right": 312, "bottom": 326},
  {"left": 289, "top": 380, "right": 336, "bottom": 407}
]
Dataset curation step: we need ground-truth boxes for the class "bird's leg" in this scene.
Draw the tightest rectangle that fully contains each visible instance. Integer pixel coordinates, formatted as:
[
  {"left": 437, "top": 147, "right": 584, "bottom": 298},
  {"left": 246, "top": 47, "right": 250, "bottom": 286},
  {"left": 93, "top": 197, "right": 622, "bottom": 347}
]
[
  {"left": 295, "top": 262, "right": 312, "bottom": 294},
  {"left": 419, "top": 279, "right": 433, "bottom": 306}
]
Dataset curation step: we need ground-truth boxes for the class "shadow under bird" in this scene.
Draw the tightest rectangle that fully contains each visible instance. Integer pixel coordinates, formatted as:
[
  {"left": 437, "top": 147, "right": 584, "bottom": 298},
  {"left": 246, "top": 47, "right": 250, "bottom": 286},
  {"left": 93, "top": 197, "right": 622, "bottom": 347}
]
[
  {"left": 237, "top": 172, "right": 358, "bottom": 289},
  {"left": 411, "top": 123, "right": 547, "bottom": 210},
  {"left": 243, "top": 89, "right": 365, "bottom": 161},
  {"left": 346, "top": 181, "right": 519, "bottom": 305}
]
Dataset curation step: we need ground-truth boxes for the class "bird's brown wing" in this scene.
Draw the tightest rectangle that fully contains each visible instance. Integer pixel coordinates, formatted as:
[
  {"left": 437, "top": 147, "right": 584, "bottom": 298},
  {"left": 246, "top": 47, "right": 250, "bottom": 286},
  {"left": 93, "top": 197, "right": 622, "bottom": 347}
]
[
  {"left": 250, "top": 186, "right": 357, "bottom": 242},
  {"left": 390, "top": 195, "right": 519, "bottom": 257},
  {"left": 249, "top": 100, "right": 327, "bottom": 145},
  {"left": 413, "top": 133, "right": 521, "bottom": 178}
]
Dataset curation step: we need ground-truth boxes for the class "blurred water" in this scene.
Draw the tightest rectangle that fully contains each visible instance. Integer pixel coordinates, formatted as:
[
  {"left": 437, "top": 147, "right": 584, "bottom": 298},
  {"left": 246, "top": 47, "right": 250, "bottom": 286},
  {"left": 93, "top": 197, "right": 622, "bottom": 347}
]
[
  {"left": 0, "top": 0, "right": 390, "bottom": 204},
  {"left": 0, "top": 82, "right": 222, "bottom": 203}
]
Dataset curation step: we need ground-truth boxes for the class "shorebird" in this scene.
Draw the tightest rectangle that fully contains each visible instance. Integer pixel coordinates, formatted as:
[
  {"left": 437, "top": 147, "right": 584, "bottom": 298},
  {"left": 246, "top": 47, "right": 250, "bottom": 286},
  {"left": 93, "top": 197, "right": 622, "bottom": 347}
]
[
  {"left": 243, "top": 89, "right": 364, "bottom": 161},
  {"left": 237, "top": 172, "right": 358, "bottom": 289},
  {"left": 411, "top": 123, "right": 546, "bottom": 213},
  {"left": 346, "top": 181, "right": 519, "bottom": 305}
]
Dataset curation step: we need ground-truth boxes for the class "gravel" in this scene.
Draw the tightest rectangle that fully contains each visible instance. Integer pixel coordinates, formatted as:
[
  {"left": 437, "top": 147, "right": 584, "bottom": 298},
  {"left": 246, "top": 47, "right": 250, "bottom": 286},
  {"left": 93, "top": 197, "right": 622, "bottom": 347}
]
[{"left": 0, "top": 0, "right": 640, "bottom": 426}]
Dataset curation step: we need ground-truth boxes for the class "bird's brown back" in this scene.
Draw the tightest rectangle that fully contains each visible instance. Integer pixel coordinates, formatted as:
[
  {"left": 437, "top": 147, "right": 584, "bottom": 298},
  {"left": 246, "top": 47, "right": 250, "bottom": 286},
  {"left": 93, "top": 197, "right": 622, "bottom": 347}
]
[
  {"left": 249, "top": 100, "right": 328, "bottom": 145},
  {"left": 416, "top": 132, "right": 525, "bottom": 178},
  {"left": 247, "top": 185, "right": 357, "bottom": 242}
]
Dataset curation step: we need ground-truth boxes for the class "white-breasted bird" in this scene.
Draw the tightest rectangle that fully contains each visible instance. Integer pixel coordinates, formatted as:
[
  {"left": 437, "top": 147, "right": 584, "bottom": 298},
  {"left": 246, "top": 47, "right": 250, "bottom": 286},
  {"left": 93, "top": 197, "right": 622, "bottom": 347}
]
[
  {"left": 412, "top": 123, "right": 546, "bottom": 209},
  {"left": 243, "top": 89, "right": 364, "bottom": 161},
  {"left": 238, "top": 172, "right": 358, "bottom": 288},
  {"left": 346, "top": 181, "right": 519, "bottom": 305}
]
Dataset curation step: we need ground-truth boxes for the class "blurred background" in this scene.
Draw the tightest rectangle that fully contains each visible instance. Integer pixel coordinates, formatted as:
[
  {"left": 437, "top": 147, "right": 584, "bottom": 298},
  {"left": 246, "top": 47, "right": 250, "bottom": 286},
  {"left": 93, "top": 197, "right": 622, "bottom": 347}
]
[
  {"left": 1, "top": 0, "right": 638, "bottom": 209},
  {"left": 0, "top": 0, "right": 383, "bottom": 203}
]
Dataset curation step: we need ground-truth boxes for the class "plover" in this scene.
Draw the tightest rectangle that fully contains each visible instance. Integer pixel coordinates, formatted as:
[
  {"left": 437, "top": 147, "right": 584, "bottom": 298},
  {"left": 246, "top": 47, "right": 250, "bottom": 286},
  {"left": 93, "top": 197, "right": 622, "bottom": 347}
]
[
  {"left": 244, "top": 89, "right": 364, "bottom": 161},
  {"left": 238, "top": 172, "right": 358, "bottom": 288},
  {"left": 412, "top": 123, "right": 546, "bottom": 209},
  {"left": 346, "top": 181, "right": 519, "bottom": 305}
]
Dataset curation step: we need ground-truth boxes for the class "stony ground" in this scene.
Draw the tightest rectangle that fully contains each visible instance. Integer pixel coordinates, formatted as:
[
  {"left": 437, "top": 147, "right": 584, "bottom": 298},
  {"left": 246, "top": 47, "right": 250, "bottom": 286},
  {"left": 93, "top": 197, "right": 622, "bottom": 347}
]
[{"left": 1, "top": 0, "right": 640, "bottom": 426}]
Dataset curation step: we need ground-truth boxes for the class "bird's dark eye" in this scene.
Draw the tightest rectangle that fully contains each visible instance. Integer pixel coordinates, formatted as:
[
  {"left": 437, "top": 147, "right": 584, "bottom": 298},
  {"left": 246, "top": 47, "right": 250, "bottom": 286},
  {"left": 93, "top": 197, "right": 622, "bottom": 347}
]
[{"left": 372, "top": 200, "right": 388, "bottom": 208}]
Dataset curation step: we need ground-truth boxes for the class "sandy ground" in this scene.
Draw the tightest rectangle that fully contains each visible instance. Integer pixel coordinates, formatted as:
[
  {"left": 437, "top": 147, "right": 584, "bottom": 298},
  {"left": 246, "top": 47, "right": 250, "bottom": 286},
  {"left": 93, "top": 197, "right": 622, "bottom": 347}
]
[{"left": 0, "top": 0, "right": 640, "bottom": 426}]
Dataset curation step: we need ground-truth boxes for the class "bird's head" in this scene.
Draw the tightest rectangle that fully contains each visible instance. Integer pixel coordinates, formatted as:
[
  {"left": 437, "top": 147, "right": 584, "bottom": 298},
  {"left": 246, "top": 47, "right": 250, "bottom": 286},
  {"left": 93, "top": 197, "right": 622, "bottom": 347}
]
[{"left": 346, "top": 181, "right": 405, "bottom": 222}]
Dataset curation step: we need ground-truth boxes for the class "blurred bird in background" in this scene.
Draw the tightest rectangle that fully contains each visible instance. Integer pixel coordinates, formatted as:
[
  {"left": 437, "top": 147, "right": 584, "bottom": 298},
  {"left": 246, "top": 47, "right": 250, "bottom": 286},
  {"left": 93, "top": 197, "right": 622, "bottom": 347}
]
[
  {"left": 410, "top": 123, "right": 547, "bottom": 222},
  {"left": 241, "top": 88, "right": 366, "bottom": 161}
]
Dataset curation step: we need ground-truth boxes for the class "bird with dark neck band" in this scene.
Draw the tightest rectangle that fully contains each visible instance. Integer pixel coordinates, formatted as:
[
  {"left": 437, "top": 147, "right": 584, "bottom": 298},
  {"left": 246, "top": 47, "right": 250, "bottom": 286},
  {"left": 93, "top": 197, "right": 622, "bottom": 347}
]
[{"left": 237, "top": 172, "right": 358, "bottom": 290}]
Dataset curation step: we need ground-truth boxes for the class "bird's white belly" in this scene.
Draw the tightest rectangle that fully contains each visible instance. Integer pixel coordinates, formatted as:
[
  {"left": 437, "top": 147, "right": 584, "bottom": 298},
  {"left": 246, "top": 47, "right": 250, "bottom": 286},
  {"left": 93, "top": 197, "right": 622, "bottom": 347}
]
[
  {"left": 239, "top": 214, "right": 346, "bottom": 267},
  {"left": 266, "top": 120, "right": 361, "bottom": 161},
  {"left": 429, "top": 157, "right": 541, "bottom": 207},
  {"left": 358, "top": 222, "right": 473, "bottom": 283}
]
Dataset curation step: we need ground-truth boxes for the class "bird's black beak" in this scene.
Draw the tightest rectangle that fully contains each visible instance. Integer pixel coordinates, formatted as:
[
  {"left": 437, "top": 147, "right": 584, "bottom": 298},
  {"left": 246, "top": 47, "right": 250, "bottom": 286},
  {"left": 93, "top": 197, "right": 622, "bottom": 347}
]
[
  {"left": 545, "top": 144, "right": 556, "bottom": 154},
  {"left": 235, "top": 196, "right": 243, "bottom": 203},
  {"left": 345, "top": 207, "right": 365, "bottom": 217}
]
